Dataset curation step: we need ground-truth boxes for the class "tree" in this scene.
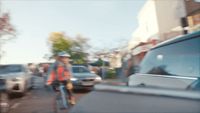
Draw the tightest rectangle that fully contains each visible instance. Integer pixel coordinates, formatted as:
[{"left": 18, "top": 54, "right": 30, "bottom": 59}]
[
  {"left": 0, "top": 12, "right": 16, "bottom": 39},
  {"left": 48, "top": 32, "right": 73, "bottom": 54},
  {"left": 0, "top": 12, "right": 16, "bottom": 62},
  {"left": 48, "top": 32, "right": 89, "bottom": 64}
]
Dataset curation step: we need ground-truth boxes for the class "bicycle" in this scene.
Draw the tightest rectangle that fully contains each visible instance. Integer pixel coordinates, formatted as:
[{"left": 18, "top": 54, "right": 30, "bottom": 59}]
[{"left": 52, "top": 81, "right": 71, "bottom": 113}]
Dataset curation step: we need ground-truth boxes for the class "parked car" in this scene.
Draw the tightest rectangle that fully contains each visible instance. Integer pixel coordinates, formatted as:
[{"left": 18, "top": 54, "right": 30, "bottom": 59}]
[
  {"left": 128, "top": 31, "right": 200, "bottom": 90},
  {"left": 0, "top": 64, "right": 33, "bottom": 95},
  {"left": 70, "top": 65, "right": 102, "bottom": 90}
]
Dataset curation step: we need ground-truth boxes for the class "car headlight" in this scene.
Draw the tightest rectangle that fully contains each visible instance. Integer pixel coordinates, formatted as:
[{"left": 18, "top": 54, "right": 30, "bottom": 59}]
[
  {"left": 70, "top": 77, "right": 78, "bottom": 81},
  {"left": 95, "top": 76, "right": 102, "bottom": 81},
  {"left": 12, "top": 77, "right": 22, "bottom": 82}
]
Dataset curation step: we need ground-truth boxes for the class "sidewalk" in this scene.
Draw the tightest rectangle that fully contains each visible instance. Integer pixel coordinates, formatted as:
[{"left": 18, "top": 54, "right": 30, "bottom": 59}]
[{"left": 102, "top": 78, "right": 127, "bottom": 86}]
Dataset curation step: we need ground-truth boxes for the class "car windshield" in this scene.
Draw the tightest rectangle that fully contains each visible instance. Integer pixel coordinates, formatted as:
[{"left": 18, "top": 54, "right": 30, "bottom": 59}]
[
  {"left": 0, "top": 65, "right": 23, "bottom": 74},
  {"left": 72, "top": 66, "right": 90, "bottom": 73},
  {"left": 139, "top": 37, "right": 200, "bottom": 78}
]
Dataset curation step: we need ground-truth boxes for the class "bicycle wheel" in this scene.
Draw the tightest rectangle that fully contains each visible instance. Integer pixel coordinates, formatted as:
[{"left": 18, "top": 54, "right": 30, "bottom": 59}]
[{"left": 53, "top": 93, "right": 63, "bottom": 113}]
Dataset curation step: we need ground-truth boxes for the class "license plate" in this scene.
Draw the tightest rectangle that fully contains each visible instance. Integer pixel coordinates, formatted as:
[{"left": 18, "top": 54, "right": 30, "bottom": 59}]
[{"left": 81, "top": 82, "right": 94, "bottom": 86}]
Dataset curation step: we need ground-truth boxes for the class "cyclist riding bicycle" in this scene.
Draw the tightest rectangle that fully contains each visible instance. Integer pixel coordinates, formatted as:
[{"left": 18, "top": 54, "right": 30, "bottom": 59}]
[{"left": 46, "top": 51, "right": 76, "bottom": 105}]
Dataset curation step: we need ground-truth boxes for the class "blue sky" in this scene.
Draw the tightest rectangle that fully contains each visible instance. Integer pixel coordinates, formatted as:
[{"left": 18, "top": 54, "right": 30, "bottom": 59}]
[{"left": 1, "top": 0, "right": 146, "bottom": 64}]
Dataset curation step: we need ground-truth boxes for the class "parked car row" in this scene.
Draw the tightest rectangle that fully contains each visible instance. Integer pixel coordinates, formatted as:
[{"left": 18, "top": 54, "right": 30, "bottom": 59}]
[{"left": 0, "top": 63, "right": 102, "bottom": 113}]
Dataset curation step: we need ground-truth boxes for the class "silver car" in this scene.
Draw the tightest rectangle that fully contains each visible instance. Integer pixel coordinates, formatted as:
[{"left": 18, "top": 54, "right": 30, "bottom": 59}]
[
  {"left": 70, "top": 65, "right": 102, "bottom": 90},
  {"left": 128, "top": 31, "right": 200, "bottom": 90},
  {"left": 0, "top": 64, "right": 33, "bottom": 95}
]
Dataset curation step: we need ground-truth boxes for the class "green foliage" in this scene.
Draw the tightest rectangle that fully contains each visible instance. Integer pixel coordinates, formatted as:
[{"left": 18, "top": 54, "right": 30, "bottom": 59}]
[
  {"left": 52, "top": 37, "right": 72, "bottom": 54},
  {"left": 96, "top": 58, "right": 103, "bottom": 66},
  {"left": 48, "top": 32, "right": 89, "bottom": 64},
  {"left": 71, "top": 52, "right": 87, "bottom": 64},
  {"left": 105, "top": 69, "right": 116, "bottom": 79}
]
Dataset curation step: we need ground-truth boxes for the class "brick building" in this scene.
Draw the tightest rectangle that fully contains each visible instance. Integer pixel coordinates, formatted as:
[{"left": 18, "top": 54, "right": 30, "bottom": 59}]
[{"left": 184, "top": 0, "right": 200, "bottom": 32}]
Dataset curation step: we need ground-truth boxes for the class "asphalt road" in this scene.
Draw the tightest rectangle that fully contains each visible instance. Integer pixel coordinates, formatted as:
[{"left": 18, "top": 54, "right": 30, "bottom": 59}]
[{"left": 8, "top": 76, "right": 89, "bottom": 113}]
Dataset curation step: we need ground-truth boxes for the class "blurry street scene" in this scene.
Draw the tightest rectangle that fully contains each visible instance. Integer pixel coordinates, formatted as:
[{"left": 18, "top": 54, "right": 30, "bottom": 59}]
[{"left": 0, "top": 0, "right": 199, "bottom": 113}]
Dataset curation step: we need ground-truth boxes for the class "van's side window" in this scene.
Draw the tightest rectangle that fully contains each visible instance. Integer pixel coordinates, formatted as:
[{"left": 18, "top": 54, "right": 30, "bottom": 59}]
[{"left": 140, "top": 37, "right": 200, "bottom": 77}]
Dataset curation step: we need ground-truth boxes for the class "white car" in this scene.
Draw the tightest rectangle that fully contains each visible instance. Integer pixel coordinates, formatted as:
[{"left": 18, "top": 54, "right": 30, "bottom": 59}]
[{"left": 0, "top": 64, "right": 33, "bottom": 95}]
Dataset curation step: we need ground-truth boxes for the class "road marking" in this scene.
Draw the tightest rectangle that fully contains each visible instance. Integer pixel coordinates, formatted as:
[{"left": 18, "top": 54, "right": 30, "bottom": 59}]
[{"left": 11, "top": 103, "right": 21, "bottom": 109}]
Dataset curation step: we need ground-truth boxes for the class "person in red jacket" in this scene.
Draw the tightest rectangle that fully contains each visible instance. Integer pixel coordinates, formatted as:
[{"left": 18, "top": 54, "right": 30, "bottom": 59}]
[{"left": 47, "top": 51, "right": 75, "bottom": 105}]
